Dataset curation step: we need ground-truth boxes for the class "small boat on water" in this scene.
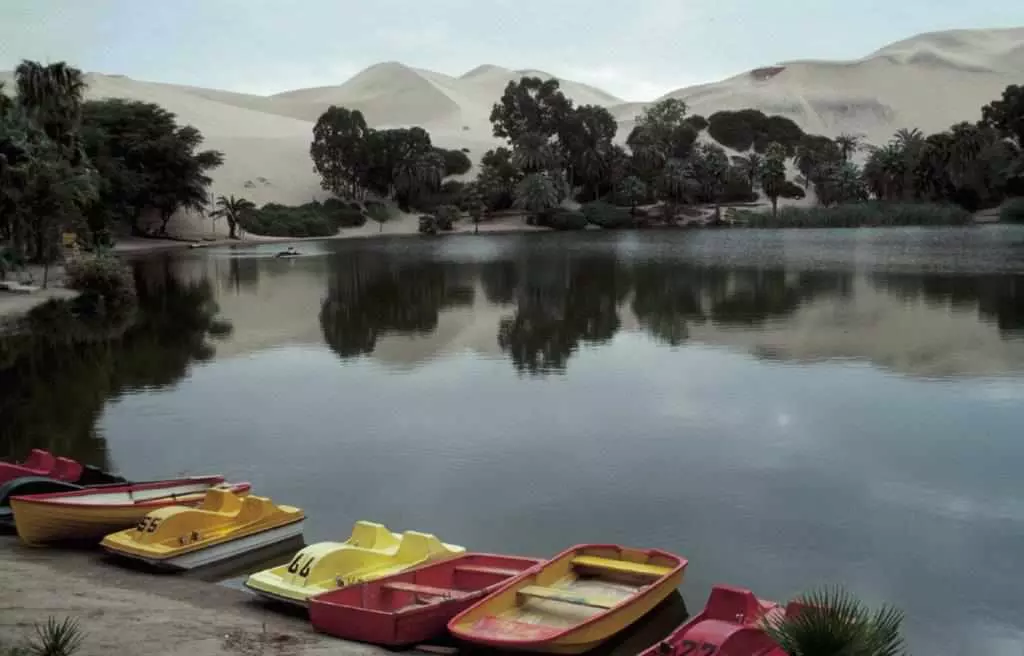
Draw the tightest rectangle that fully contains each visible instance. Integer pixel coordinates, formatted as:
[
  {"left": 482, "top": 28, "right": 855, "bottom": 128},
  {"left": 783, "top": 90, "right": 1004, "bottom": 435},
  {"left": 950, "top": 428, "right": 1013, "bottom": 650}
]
[
  {"left": 309, "top": 553, "right": 541, "bottom": 646},
  {"left": 448, "top": 544, "right": 687, "bottom": 654},
  {"left": 10, "top": 476, "right": 251, "bottom": 546},
  {"left": 274, "top": 246, "right": 301, "bottom": 258},
  {"left": 100, "top": 488, "right": 304, "bottom": 570},
  {"left": 244, "top": 520, "right": 465, "bottom": 606},
  {"left": 0, "top": 449, "right": 125, "bottom": 486},
  {"left": 638, "top": 584, "right": 795, "bottom": 655}
]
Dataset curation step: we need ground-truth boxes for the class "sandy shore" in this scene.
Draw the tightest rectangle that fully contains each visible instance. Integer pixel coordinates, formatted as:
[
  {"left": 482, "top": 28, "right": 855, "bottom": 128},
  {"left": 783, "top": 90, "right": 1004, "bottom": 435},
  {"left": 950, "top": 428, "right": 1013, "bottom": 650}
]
[{"left": 0, "top": 536, "right": 416, "bottom": 656}]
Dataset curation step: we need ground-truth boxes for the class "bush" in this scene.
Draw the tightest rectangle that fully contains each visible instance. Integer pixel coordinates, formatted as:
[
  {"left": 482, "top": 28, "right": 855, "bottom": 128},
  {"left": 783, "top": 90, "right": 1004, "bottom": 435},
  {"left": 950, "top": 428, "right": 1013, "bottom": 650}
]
[
  {"left": 779, "top": 181, "right": 806, "bottom": 199},
  {"left": 1000, "top": 197, "right": 1024, "bottom": 223},
  {"left": 240, "top": 200, "right": 366, "bottom": 237},
  {"left": 65, "top": 255, "right": 137, "bottom": 311},
  {"left": 435, "top": 205, "right": 460, "bottom": 230},
  {"left": 708, "top": 109, "right": 805, "bottom": 155},
  {"left": 538, "top": 208, "right": 588, "bottom": 230},
  {"left": 418, "top": 215, "right": 439, "bottom": 235},
  {"left": 582, "top": 201, "right": 634, "bottom": 229},
  {"left": 732, "top": 202, "right": 972, "bottom": 228}
]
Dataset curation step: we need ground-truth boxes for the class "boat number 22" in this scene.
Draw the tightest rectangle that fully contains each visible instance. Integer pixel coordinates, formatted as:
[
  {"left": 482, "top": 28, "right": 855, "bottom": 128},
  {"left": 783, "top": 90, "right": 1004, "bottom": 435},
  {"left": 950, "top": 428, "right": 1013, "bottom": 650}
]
[
  {"left": 680, "top": 641, "right": 717, "bottom": 655},
  {"left": 287, "top": 554, "right": 315, "bottom": 578}
]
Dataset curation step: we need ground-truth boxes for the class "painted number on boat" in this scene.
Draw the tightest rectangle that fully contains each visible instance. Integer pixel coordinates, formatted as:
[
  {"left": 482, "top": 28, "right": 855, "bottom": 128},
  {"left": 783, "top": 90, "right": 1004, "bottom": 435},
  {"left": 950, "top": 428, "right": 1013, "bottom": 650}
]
[
  {"left": 680, "top": 641, "right": 717, "bottom": 655},
  {"left": 287, "top": 554, "right": 315, "bottom": 578},
  {"left": 136, "top": 517, "right": 161, "bottom": 533}
]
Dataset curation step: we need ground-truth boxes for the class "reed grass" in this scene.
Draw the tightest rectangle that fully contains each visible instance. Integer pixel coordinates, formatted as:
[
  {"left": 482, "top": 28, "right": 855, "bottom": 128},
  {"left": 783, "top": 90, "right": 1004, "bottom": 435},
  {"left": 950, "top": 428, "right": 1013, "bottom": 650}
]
[{"left": 733, "top": 202, "right": 972, "bottom": 228}]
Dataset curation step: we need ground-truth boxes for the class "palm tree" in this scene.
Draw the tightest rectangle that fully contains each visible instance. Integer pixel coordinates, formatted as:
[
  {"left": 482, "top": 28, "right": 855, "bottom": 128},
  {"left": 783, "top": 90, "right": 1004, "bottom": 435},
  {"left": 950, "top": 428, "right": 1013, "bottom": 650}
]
[
  {"left": 512, "top": 132, "right": 556, "bottom": 174},
  {"left": 691, "top": 143, "right": 730, "bottom": 221},
  {"left": 14, "top": 60, "right": 86, "bottom": 150},
  {"left": 863, "top": 144, "right": 905, "bottom": 200},
  {"left": 760, "top": 143, "right": 788, "bottom": 217},
  {"left": 514, "top": 173, "right": 559, "bottom": 224},
  {"left": 835, "top": 133, "right": 864, "bottom": 162},
  {"left": 209, "top": 195, "right": 255, "bottom": 239},
  {"left": 731, "top": 152, "right": 764, "bottom": 190},
  {"left": 659, "top": 159, "right": 695, "bottom": 224},
  {"left": 761, "top": 586, "right": 907, "bottom": 656}
]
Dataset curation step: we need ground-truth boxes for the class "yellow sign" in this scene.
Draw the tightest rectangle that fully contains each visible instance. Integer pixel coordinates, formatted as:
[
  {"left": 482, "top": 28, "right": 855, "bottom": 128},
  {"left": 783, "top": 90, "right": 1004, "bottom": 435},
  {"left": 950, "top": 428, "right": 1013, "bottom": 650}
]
[{"left": 62, "top": 232, "right": 77, "bottom": 247}]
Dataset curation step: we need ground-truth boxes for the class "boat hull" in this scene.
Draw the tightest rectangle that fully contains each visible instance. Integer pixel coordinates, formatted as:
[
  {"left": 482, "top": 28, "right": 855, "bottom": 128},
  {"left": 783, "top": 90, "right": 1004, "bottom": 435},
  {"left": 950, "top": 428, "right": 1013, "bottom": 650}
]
[
  {"left": 106, "top": 520, "right": 306, "bottom": 570},
  {"left": 10, "top": 477, "right": 247, "bottom": 546},
  {"left": 448, "top": 544, "right": 687, "bottom": 654},
  {"left": 309, "top": 553, "right": 541, "bottom": 646}
]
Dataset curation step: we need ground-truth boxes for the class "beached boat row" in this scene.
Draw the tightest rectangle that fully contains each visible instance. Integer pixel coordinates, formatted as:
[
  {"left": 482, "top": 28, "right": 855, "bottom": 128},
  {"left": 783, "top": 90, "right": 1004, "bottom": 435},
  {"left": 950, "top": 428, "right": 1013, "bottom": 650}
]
[{"left": 1, "top": 450, "right": 802, "bottom": 654}]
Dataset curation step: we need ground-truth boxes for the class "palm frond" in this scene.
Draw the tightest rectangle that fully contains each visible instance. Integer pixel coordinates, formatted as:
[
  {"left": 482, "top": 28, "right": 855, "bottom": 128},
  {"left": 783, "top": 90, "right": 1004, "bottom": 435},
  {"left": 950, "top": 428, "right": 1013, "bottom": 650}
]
[{"left": 27, "top": 616, "right": 85, "bottom": 656}]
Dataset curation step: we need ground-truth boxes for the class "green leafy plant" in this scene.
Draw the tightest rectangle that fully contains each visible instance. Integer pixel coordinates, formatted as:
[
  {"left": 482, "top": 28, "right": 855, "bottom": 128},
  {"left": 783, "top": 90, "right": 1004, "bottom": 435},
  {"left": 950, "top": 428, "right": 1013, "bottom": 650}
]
[
  {"left": 24, "top": 617, "right": 85, "bottom": 656},
  {"left": 762, "top": 586, "right": 906, "bottom": 656},
  {"left": 65, "top": 254, "right": 137, "bottom": 312}
]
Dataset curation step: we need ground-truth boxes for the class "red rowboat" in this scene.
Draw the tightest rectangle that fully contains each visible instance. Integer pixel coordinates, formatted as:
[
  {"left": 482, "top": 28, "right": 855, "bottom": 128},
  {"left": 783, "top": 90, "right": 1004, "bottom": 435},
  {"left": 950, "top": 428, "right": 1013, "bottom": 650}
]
[
  {"left": 0, "top": 449, "right": 82, "bottom": 485},
  {"left": 308, "top": 553, "right": 541, "bottom": 647},
  {"left": 639, "top": 584, "right": 806, "bottom": 655}
]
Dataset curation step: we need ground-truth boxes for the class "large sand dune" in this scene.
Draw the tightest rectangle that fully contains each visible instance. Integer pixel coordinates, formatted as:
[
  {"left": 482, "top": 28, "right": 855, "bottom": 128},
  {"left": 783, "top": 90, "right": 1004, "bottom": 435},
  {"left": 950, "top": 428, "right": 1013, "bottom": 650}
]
[{"left": 1, "top": 26, "right": 1021, "bottom": 225}]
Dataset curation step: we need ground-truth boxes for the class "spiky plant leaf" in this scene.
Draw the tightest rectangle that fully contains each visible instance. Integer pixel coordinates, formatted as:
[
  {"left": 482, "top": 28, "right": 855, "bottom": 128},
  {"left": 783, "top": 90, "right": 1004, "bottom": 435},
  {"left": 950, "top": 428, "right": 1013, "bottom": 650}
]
[
  {"left": 761, "top": 586, "right": 906, "bottom": 656},
  {"left": 27, "top": 617, "right": 85, "bottom": 656}
]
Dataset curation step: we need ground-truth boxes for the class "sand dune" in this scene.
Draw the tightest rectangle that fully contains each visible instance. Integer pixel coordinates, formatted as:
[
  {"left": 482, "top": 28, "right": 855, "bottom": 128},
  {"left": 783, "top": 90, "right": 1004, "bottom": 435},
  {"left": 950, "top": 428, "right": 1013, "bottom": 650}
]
[{"left": 0, "top": 26, "right": 1020, "bottom": 227}]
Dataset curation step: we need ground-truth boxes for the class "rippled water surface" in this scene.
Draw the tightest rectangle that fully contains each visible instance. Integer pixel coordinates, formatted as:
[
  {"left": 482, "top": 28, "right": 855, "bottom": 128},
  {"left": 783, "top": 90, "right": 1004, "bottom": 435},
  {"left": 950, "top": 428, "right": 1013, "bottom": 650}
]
[{"left": 3, "top": 227, "right": 1024, "bottom": 654}]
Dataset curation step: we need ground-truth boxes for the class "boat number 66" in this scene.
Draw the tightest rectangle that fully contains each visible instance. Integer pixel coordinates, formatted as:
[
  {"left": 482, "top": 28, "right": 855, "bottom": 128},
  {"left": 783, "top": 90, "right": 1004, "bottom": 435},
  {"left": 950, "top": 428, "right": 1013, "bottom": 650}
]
[
  {"left": 680, "top": 641, "right": 717, "bottom": 655},
  {"left": 287, "top": 554, "right": 314, "bottom": 577},
  {"left": 136, "top": 517, "right": 161, "bottom": 533}
]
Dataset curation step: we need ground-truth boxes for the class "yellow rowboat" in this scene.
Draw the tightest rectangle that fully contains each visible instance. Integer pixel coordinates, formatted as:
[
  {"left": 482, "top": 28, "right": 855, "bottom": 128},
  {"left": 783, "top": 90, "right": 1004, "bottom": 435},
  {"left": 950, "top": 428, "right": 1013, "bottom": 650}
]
[
  {"left": 10, "top": 476, "right": 251, "bottom": 546},
  {"left": 244, "top": 520, "right": 465, "bottom": 606},
  {"left": 100, "top": 488, "right": 304, "bottom": 570},
  {"left": 447, "top": 544, "right": 688, "bottom": 654}
]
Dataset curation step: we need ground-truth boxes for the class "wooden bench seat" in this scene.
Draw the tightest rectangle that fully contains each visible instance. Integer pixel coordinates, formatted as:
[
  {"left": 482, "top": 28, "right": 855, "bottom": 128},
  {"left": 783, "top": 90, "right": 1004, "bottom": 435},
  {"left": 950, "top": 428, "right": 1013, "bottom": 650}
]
[
  {"left": 571, "top": 555, "right": 673, "bottom": 578},
  {"left": 516, "top": 585, "right": 618, "bottom": 609},
  {"left": 380, "top": 582, "right": 470, "bottom": 599},
  {"left": 454, "top": 564, "right": 525, "bottom": 578}
]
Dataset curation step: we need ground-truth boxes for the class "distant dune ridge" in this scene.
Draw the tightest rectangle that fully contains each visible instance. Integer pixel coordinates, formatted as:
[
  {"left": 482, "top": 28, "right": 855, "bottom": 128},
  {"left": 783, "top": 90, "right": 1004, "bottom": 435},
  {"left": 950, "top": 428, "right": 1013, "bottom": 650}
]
[{"left": 1, "top": 26, "right": 1020, "bottom": 220}]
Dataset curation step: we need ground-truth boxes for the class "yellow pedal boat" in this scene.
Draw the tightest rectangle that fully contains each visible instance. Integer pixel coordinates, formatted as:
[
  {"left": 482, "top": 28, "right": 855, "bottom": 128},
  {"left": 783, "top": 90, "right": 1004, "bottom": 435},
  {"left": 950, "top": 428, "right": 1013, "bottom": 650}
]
[
  {"left": 244, "top": 520, "right": 465, "bottom": 605},
  {"left": 100, "top": 489, "right": 304, "bottom": 570}
]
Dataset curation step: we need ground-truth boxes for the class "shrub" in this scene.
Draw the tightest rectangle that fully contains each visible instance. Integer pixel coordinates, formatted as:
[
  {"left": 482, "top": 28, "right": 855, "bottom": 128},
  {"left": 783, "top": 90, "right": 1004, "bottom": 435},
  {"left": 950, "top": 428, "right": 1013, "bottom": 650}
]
[
  {"left": 582, "top": 201, "right": 634, "bottom": 229},
  {"left": 1000, "top": 197, "right": 1024, "bottom": 223},
  {"left": 435, "top": 205, "right": 459, "bottom": 230},
  {"left": 708, "top": 109, "right": 805, "bottom": 155},
  {"left": 779, "top": 181, "right": 806, "bottom": 199},
  {"left": 65, "top": 255, "right": 136, "bottom": 311},
  {"left": 732, "top": 202, "right": 972, "bottom": 228},
  {"left": 240, "top": 200, "right": 366, "bottom": 237},
  {"left": 538, "top": 208, "right": 588, "bottom": 230},
  {"left": 418, "top": 215, "right": 439, "bottom": 235}
]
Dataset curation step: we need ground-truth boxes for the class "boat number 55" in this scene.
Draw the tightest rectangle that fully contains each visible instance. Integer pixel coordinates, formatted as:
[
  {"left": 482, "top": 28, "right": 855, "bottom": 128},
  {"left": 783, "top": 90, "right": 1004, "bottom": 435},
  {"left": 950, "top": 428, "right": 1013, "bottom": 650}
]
[
  {"left": 287, "top": 554, "right": 315, "bottom": 577},
  {"left": 680, "top": 641, "right": 717, "bottom": 655},
  {"left": 136, "top": 517, "right": 161, "bottom": 533}
]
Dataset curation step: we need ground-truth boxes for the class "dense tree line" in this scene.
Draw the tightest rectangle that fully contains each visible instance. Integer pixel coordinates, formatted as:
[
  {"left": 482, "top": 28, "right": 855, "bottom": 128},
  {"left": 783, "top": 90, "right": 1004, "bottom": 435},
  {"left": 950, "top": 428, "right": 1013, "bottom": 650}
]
[
  {"left": 309, "top": 106, "right": 470, "bottom": 211},
  {"left": 0, "top": 60, "right": 222, "bottom": 271}
]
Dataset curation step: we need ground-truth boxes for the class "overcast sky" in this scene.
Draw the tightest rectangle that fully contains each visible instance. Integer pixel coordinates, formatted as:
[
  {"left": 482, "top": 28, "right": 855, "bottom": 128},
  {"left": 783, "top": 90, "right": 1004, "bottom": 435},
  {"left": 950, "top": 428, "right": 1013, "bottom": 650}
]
[{"left": 1, "top": 0, "right": 1022, "bottom": 100}]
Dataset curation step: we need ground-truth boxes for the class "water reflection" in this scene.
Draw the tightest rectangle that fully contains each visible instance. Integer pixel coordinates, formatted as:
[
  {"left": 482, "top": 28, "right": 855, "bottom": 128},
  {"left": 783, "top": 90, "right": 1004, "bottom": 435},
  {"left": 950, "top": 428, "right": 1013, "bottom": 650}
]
[{"left": 0, "top": 256, "right": 225, "bottom": 465}]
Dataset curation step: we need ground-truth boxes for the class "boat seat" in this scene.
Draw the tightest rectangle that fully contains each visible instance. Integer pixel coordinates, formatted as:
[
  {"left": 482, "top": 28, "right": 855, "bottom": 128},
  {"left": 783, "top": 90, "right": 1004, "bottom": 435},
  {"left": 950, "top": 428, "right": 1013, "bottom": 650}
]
[
  {"left": 52, "top": 457, "right": 83, "bottom": 482},
  {"left": 381, "top": 582, "right": 470, "bottom": 599},
  {"left": 571, "top": 555, "right": 673, "bottom": 578},
  {"left": 349, "top": 520, "right": 396, "bottom": 549},
  {"left": 24, "top": 449, "right": 54, "bottom": 473},
  {"left": 235, "top": 495, "right": 274, "bottom": 523},
  {"left": 517, "top": 585, "right": 618, "bottom": 609},
  {"left": 454, "top": 564, "right": 525, "bottom": 577},
  {"left": 704, "top": 585, "right": 766, "bottom": 623},
  {"left": 199, "top": 488, "right": 242, "bottom": 514}
]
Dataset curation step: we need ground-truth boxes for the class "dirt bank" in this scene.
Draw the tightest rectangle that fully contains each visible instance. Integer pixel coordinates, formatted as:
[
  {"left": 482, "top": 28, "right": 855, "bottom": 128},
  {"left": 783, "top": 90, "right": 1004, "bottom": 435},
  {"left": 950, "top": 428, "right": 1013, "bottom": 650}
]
[{"left": 0, "top": 536, "right": 401, "bottom": 656}]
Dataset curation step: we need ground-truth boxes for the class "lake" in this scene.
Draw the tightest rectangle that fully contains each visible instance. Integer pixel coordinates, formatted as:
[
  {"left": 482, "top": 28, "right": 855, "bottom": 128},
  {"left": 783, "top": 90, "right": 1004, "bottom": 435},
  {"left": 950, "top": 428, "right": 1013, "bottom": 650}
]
[{"left": 3, "top": 227, "right": 1024, "bottom": 654}]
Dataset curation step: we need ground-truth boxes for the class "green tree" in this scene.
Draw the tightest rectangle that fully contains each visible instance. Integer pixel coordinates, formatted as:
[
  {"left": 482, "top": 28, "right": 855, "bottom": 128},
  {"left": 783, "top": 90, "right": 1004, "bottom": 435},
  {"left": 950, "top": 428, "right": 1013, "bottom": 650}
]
[
  {"left": 835, "top": 133, "right": 864, "bottom": 162},
  {"left": 514, "top": 173, "right": 560, "bottom": 223},
  {"left": 559, "top": 104, "right": 618, "bottom": 198},
  {"left": 690, "top": 143, "right": 730, "bottom": 220},
  {"left": 512, "top": 132, "right": 557, "bottom": 174},
  {"left": 617, "top": 175, "right": 647, "bottom": 213},
  {"left": 732, "top": 152, "right": 764, "bottom": 190},
  {"left": 490, "top": 77, "right": 573, "bottom": 142},
  {"left": 209, "top": 195, "right": 255, "bottom": 239},
  {"left": 760, "top": 143, "right": 788, "bottom": 217},
  {"left": 310, "top": 106, "right": 370, "bottom": 198}
]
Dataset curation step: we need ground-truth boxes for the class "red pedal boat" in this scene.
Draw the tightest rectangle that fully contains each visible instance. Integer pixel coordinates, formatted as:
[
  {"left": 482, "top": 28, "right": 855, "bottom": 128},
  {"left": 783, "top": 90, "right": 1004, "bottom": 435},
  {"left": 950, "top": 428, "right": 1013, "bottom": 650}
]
[
  {"left": 0, "top": 449, "right": 82, "bottom": 485},
  {"left": 309, "top": 553, "right": 541, "bottom": 647},
  {"left": 640, "top": 584, "right": 805, "bottom": 656}
]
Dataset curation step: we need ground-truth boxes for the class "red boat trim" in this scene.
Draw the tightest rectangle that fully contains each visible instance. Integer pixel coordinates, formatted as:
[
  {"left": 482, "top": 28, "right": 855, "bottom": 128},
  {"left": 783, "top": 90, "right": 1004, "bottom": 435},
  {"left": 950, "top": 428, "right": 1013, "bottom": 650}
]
[{"left": 9, "top": 476, "right": 249, "bottom": 509}]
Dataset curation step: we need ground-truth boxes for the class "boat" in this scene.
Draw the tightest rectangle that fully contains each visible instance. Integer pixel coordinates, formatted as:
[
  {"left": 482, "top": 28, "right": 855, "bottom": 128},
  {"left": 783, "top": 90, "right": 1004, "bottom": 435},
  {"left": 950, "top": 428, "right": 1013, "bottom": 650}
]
[
  {"left": 274, "top": 246, "right": 300, "bottom": 258},
  {"left": 0, "top": 449, "right": 126, "bottom": 486},
  {"left": 309, "top": 553, "right": 541, "bottom": 646},
  {"left": 10, "top": 476, "right": 251, "bottom": 546},
  {"left": 447, "top": 544, "right": 687, "bottom": 654},
  {"left": 638, "top": 584, "right": 799, "bottom": 655},
  {"left": 244, "top": 520, "right": 465, "bottom": 606},
  {"left": 0, "top": 449, "right": 81, "bottom": 485},
  {"left": 100, "top": 488, "right": 305, "bottom": 570},
  {"left": 0, "top": 477, "right": 84, "bottom": 532}
]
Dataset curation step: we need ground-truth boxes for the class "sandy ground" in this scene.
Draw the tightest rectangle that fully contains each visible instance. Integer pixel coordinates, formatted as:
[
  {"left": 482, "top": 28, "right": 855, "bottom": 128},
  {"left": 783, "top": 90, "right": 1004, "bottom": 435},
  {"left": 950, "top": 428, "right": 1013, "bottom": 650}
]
[{"left": 0, "top": 536, "right": 410, "bottom": 656}]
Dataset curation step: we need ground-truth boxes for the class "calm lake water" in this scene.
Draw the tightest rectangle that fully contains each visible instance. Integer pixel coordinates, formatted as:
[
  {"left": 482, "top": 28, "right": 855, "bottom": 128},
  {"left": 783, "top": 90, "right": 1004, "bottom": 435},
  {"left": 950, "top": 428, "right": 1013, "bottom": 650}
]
[{"left": 3, "top": 227, "right": 1024, "bottom": 654}]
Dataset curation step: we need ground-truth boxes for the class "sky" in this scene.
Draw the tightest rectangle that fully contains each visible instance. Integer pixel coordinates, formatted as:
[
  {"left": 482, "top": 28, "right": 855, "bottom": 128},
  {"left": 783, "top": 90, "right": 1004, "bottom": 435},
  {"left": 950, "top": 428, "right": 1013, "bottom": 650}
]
[{"left": 1, "top": 0, "right": 1022, "bottom": 101}]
